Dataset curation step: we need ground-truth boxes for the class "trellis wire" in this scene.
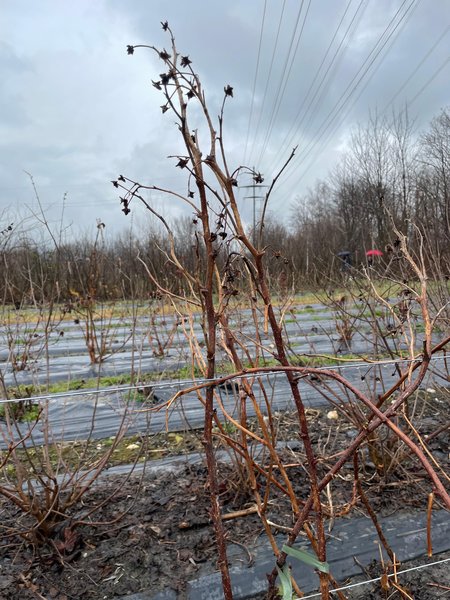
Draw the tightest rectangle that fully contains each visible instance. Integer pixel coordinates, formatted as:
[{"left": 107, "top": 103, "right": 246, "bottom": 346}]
[
  {"left": 299, "top": 556, "right": 450, "bottom": 598},
  {"left": 0, "top": 352, "right": 447, "bottom": 406}
]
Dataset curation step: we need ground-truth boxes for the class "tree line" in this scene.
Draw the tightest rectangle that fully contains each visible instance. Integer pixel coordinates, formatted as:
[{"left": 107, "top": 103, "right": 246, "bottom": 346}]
[
  {"left": 288, "top": 106, "right": 450, "bottom": 282},
  {"left": 1, "top": 106, "right": 448, "bottom": 306}
]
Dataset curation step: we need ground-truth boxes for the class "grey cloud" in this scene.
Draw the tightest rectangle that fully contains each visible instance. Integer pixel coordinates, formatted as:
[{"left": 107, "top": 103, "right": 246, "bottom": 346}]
[
  {"left": 0, "top": 93, "right": 30, "bottom": 128},
  {"left": 0, "top": 41, "right": 33, "bottom": 74},
  {"left": 1, "top": 0, "right": 449, "bottom": 237}
]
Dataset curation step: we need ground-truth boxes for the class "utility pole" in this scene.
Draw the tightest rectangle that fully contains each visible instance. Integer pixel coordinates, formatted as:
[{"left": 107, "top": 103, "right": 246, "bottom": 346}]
[{"left": 241, "top": 168, "right": 268, "bottom": 246}]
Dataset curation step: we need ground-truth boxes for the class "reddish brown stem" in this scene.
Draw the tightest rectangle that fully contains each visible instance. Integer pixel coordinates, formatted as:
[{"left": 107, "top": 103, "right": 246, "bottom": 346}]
[
  {"left": 427, "top": 492, "right": 434, "bottom": 557},
  {"left": 354, "top": 454, "right": 395, "bottom": 563}
]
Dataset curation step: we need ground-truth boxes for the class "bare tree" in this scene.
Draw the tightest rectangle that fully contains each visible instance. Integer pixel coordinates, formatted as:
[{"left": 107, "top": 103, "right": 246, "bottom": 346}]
[{"left": 418, "top": 107, "right": 450, "bottom": 247}]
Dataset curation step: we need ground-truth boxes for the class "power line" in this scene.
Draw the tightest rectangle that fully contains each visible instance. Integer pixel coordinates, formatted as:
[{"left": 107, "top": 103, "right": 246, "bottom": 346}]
[
  {"left": 283, "top": 0, "right": 422, "bottom": 191},
  {"left": 382, "top": 23, "right": 450, "bottom": 113},
  {"left": 268, "top": 0, "right": 367, "bottom": 177},
  {"left": 255, "top": 0, "right": 313, "bottom": 168},
  {"left": 287, "top": 6, "right": 449, "bottom": 192},
  {"left": 242, "top": 0, "right": 268, "bottom": 167},
  {"left": 269, "top": 0, "right": 367, "bottom": 175},
  {"left": 249, "top": 0, "right": 308, "bottom": 168},
  {"left": 275, "top": 0, "right": 419, "bottom": 194},
  {"left": 408, "top": 55, "right": 450, "bottom": 108},
  {"left": 246, "top": 0, "right": 287, "bottom": 166},
  {"left": 300, "top": 0, "right": 417, "bottom": 154}
]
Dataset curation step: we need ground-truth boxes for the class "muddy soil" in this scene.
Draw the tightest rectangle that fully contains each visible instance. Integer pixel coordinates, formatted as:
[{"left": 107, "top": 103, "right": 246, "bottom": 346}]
[
  {"left": 0, "top": 392, "right": 448, "bottom": 600},
  {"left": 341, "top": 549, "right": 450, "bottom": 599}
]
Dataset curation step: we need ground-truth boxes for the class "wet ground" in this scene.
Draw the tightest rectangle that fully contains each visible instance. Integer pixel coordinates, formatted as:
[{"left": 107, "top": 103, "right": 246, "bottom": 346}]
[
  {"left": 0, "top": 395, "right": 448, "bottom": 600},
  {"left": 1, "top": 302, "right": 449, "bottom": 598},
  {"left": 1, "top": 302, "right": 439, "bottom": 389}
]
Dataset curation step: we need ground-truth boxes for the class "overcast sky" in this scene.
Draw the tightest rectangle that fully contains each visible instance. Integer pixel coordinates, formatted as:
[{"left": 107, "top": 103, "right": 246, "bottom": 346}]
[{"left": 1, "top": 0, "right": 449, "bottom": 240}]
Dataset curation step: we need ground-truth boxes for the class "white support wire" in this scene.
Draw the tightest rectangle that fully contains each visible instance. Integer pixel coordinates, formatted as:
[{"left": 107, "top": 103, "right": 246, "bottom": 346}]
[
  {"left": 0, "top": 353, "right": 447, "bottom": 406},
  {"left": 299, "top": 556, "right": 450, "bottom": 598}
]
